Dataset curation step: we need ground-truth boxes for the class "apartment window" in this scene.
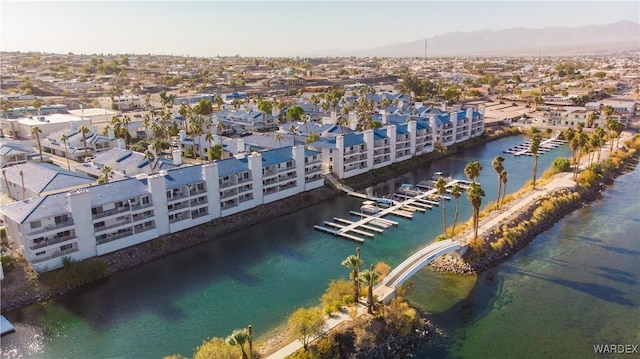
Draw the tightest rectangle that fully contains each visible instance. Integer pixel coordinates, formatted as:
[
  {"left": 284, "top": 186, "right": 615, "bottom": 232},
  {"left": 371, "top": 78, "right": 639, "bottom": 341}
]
[
  {"left": 36, "top": 251, "right": 45, "bottom": 256},
  {"left": 30, "top": 220, "right": 42, "bottom": 229},
  {"left": 60, "top": 244, "right": 73, "bottom": 251},
  {"left": 54, "top": 214, "right": 68, "bottom": 225},
  {"left": 142, "top": 196, "right": 150, "bottom": 205}
]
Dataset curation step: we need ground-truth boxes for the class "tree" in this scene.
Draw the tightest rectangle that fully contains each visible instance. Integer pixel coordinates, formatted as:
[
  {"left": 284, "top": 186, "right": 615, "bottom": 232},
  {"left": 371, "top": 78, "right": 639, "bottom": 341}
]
[
  {"left": 99, "top": 165, "right": 114, "bottom": 184},
  {"left": 491, "top": 156, "right": 505, "bottom": 204},
  {"left": 499, "top": 170, "right": 508, "bottom": 208},
  {"left": 192, "top": 337, "right": 237, "bottom": 359},
  {"left": 79, "top": 125, "right": 91, "bottom": 159},
  {"left": 144, "top": 149, "right": 155, "bottom": 174},
  {"left": 33, "top": 99, "right": 43, "bottom": 117},
  {"left": 288, "top": 307, "right": 325, "bottom": 351},
  {"left": 60, "top": 134, "right": 71, "bottom": 170},
  {"left": 359, "top": 264, "right": 380, "bottom": 314},
  {"left": 450, "top": 184, "right": 462, "bottom": 235},
  {"left": 435, "top": 177, "right": 448, "bottom": 238},
  {"left": 530, "top": 132, "right": 542, "bottom": 188},
  {"left": 602, "top": 105, "right": 615, "bottom": 151},
  {"left": 257, "top": 100, "right": 273, "bottom": 125},
  {"left": 225, "top": 328, "right": 250, "bottom": 359},
  {"left": 121, "top": 114, "right": 131, "bottom": 148},
  {"left": 342, "top": 253, "right": 364, "bottom": 302},
  {"left": 442, "top": 85, "right": 461, "bottom": 105},
  {"left": 274, "top": 132, "right": 283, "bottom": 146},
  {"left": 287, "top": 105, "right": 305, "bottom": 122},
  {"left": 464, "top": 161, "right": 483, "bottom": 183},
  {"left": 586, "top": 112, "right": 596, "bottom": 128},
  {"left": 467, "top": 182, "right": 485, "bottom": 239},
  {"left": 31, "top": 126, "right": 43, "bottom": 162},
  {"left": 289, "top": 124, "right": 297, "bottom": 145}
]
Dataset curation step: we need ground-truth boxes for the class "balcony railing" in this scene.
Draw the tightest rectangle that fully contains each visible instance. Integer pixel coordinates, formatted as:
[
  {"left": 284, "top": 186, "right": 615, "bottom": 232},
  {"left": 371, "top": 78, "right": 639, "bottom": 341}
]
[
  {"left": 134, "top": 224, "right": 156, "bottom": 235},
  {"left": 94, "top": 219, "right": 132, "bottom": 234},
  {"left": 167, "top": 192, "right": 189, "bottom": 202},
  {"left": 96, "top": 230, "right": 134, "bottom": 245},
  {"left": 92, "top": 206, "right": 130, "bottom": 220},
  {"left": 28, "top": 220, "right": 74, "bottom": 236},
  {"left": 32, "top": 247, "right": 79, "bottom": 264},
  {"left": 30, "top": 234, "right": 77, "bottom": 250}
]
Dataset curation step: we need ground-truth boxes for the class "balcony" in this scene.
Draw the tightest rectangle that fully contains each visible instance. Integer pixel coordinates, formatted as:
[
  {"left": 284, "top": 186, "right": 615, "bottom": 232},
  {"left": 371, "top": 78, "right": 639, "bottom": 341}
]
[
  {"left": 167, "top": 192, "right": 189, "bottom": 202},
  {"left": 130, "top": 202, "right": 153, "bottom": 212},
  {"left": 168, "top": 202, "right": 189, "bottom": 212},
  {"left": 32, "top": 247, "right": 79, "bottom": 264},
  {"left": 28, "top": 219, "right": 74, "bottom": 236},
  {"left": 30, "top": 233, "right": 77, "bottom": 250},
  {"left": 134, "top": 223, "right": 156, "bottom": 235},
  {"left": 169, "top": 214, "right": 190, "bottom": 224},
  {"left": 94, "top": 219, "right": 132, "bottom": 234},
  {"left": 190, "top": 197, "right": 208, "bottom": 207},
  {"left": 96, "top": 230, "right": 134, "bottom": 245},
  {"left": 132, "top": 211, "right": 154, "bottom": 222},
  {"left": 189, "top": 187, "right": 207, "bottom": 196},
  {"left": 92, "top": 206, "right": 130, "bottom": 220}
]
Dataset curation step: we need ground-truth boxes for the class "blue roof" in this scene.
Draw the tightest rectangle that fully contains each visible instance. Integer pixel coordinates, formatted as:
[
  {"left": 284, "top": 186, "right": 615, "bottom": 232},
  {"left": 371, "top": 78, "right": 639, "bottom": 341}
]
[
  {"left": 373, "top": 129, "right": 388, "bottom": 140},
  {"left": 260, "top": 147, "right": 292, "bottom": 167},
  {"left": 0, "top": 194, "right": 68, "bottom": 224},
  {"left": 164, "top": 165, "right": 204, "bottom": 189},
  {"left": 216, "top": 157, "right": 249, "bottom": 177},
  {"left": 89, "top": 178, "right": 150, "bottom": 207},
  {"left": 343, "top": 133, "right": 364, "bottom": 147}
]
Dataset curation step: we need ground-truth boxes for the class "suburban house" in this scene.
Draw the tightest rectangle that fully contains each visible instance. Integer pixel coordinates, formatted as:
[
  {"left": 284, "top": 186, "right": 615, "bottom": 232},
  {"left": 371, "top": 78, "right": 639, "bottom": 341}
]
[{"left": 0, "top": 140, "right": 34, "bottom": 168}]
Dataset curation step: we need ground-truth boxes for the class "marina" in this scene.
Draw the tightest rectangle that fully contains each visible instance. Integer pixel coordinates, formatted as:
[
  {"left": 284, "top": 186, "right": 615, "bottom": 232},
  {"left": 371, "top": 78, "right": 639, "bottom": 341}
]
[
  {"left": 314, "top": 176, "right": 472, "bottom": 243},
  {"left": 503, "top": 137, "right": 568, "bottom": 156}
]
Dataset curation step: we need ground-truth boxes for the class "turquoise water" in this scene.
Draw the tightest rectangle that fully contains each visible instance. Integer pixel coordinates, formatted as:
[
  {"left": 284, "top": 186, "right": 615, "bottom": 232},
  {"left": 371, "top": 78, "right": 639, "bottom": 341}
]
[
  {"left": 1, "top": 136, "right": 584, "bottom": 359},
  {"left": 409, "top": 164, "right": 640, "bottom": 358}
]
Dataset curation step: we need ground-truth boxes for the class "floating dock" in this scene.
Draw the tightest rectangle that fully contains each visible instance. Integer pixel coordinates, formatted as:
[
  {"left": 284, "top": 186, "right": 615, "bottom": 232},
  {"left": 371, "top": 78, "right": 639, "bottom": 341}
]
[
  {"left": 315, "top": 178, "right": 471, "bottom": 243},
  {"left": 504, "top": 137, "right": 568, "bottom": 156}
]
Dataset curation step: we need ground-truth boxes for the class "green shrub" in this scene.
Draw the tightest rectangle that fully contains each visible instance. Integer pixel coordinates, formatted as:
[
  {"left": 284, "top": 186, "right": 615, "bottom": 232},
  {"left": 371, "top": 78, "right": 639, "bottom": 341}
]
[
  {"left": 40, "top": 257, "right": 108, "bottom": 287},
  {"left": 552, "top": 157, "right": 571, "bottom": 173}
]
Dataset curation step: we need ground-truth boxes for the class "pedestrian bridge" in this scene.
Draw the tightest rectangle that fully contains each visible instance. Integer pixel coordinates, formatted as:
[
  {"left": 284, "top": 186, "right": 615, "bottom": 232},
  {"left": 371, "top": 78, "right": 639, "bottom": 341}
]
[{"left": 373, "top": 239, "right": 465, "bottom": 303}]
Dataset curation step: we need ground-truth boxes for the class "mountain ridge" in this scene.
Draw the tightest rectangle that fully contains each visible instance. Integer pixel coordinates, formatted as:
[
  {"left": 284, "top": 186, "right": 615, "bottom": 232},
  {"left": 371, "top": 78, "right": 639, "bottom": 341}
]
[{"left": 340, "top": 21, "right": 640, "bottom": 57}]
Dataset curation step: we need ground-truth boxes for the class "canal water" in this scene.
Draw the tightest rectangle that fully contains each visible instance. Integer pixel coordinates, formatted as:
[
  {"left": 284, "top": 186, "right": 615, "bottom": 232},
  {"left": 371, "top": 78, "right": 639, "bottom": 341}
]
[{"left": 5, "top": 135, "right": 631, "bottom": 359}]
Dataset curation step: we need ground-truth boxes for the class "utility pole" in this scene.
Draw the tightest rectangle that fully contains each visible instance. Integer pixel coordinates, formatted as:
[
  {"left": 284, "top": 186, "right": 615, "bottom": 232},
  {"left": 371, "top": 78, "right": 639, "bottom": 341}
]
[{"left": 424, "top": 39, "right": 428, "bottom": 60}]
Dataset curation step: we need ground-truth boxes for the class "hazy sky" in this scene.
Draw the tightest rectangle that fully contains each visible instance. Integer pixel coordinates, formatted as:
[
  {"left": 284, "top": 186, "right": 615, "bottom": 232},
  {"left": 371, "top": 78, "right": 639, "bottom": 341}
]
[{"left": 1, "top": 1, "right": 638, "bottom": 57}]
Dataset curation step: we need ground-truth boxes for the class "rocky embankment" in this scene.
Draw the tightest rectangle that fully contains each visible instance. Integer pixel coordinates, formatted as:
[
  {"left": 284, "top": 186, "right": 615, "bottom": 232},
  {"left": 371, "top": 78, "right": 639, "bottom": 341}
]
[
  {"left": 354, "top": 319, "right": 443, "bottom": 359},
  {"left": 431, "top": 147, "right": 639, "bottom": 275}
]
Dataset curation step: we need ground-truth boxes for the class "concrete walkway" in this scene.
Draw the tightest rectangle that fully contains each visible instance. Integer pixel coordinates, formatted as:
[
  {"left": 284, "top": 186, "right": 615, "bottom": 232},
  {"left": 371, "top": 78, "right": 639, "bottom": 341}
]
[
  {"left": 266, "top": 303, "right": 367, "bottom": 359},
  {"left": 265, "top": 133, "right": 631, "bottom": 359}
]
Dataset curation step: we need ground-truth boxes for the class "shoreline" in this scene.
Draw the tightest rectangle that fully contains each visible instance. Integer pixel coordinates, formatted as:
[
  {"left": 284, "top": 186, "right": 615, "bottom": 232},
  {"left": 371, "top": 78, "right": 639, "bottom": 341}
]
[
  {"left": 430, "top": 134, "right": 639, "bottom": 275},
  {"left": 1, "top": 127, "right": 520, "bottom": 313}
]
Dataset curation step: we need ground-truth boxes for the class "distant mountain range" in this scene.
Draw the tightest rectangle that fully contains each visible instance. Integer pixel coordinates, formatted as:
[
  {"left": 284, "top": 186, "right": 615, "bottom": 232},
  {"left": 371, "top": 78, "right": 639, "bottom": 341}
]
[{"left": 344, "top": 21, "right": 639, "bottom": 57}]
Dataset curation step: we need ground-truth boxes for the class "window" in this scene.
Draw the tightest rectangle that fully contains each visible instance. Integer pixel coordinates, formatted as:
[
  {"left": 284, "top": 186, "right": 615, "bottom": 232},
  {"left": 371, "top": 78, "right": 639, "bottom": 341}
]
[
  {"left": 30, "top": 220, "right": 42, "bottom": 229},
  {"left": 60, "top": 244, "right": 73, "bottom": 251},
  {"left": 36, "top": 251, "right": 45, "bottom": 256},
  {"left": 54, "top": 214, "right": 68, "bottom": 225},
  {"left": 142, "top": 196, "right": 150, "bottom": 205}
]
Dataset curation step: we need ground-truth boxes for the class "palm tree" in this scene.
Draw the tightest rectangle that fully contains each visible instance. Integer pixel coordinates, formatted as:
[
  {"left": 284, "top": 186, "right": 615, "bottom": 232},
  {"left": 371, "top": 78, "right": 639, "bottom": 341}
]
[
  {"left": 499, "top": 170, "right": 508, "bottom": 208},
  {"left": 121, "top": 115, "right": 131, "bottom": 148},
  {"left": 226, "top": 328, "right": 250, "bottom": 359},
  {"left": 216, "top": 120, "right": 225, "bottom": 136},
  {"left": 602, "top": 105, "right": 615, "bottom": 151},
  {"left": 530, "top": 132, "right": 542, "bottom": 188},
  {"left": 142, "top": 112, "right": 152, "bottom": 140},
  {"left": 594, "top": 127, "right": 606, "bottom": 163},
  {"left": 464, "top": 161, "right": 483, "bottom": 183},
  {"left": 613, "top": 121, "right": 624, "bottom": 149},
  {"left": 31, "top": 126, "right": 43, "bottom": 162},
  {"left": 342, "top": 254, "right": 364, "bottom": 302},
  {"left": 99, "top": 165, "right": 114, "bottom": 184},
  {"left": 450, "top": 184, "right": 463, "bottom": 236},
  {"left": 467, "top": 182, "right": 485, "bottom": 239},
  {"left": 289, "top": 124, "right": 297, "bottom": 145},
  {"left": 33, "top": 99, "right": 42, "bottom": 117},
  {"left": 435, "top": 177, "right": 448, "bottom": 238},
  {"left": 60, "top": 134, "right": 70, "bottom": 170},
  {"left": 359, "top": 264, "right": 380, "bottom": 314},
  {"left": 144, "top": 150, "right": 155, "bottom": 174},
  {"left": 0, "top": 101, "right": 9, "bottom": 137},
  {"left": 491, "top": 156, "right": 505, "bottom": 203},
  {"left": 78, "top": 125, "right": 91, "bottom": 160},
  {"left": 586, "top": 112, "right": 596, "bottom": 128},
  {"left": 274, "top": 132, "right": 283, "bottom": 147}
]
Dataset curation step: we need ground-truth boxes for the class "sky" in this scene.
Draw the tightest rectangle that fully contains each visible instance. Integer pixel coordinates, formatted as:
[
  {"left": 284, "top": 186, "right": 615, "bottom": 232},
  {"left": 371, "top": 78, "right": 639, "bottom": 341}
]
[{"left": 1, "top": 1, "right": 638, "bottom": 57}]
